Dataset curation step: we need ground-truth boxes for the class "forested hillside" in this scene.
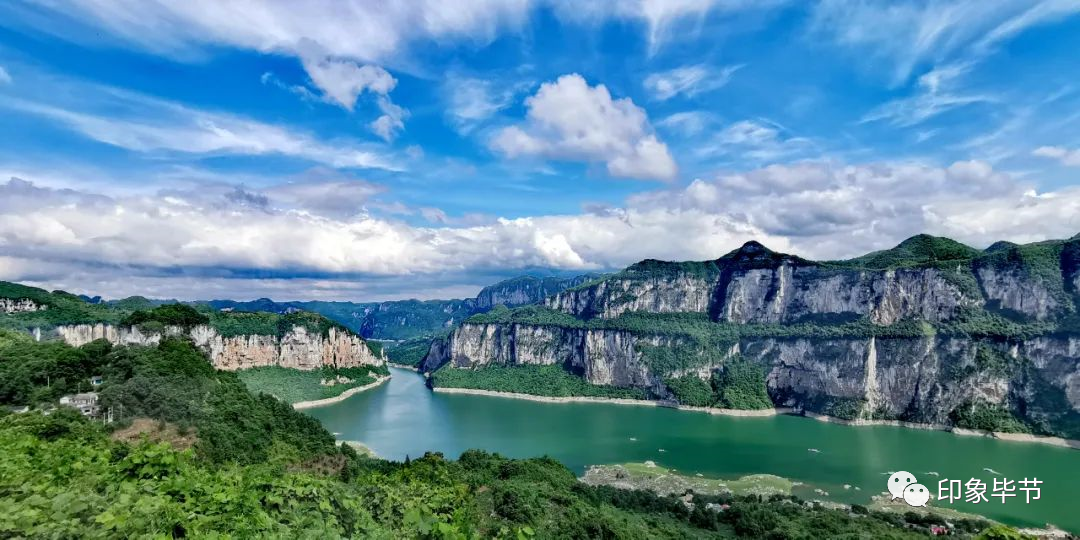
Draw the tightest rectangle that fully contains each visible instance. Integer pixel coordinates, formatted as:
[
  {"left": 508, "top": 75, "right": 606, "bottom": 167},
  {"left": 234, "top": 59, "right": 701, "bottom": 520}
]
[{"left": 0, "top": 329, "right": 1009, "bottom": 538}]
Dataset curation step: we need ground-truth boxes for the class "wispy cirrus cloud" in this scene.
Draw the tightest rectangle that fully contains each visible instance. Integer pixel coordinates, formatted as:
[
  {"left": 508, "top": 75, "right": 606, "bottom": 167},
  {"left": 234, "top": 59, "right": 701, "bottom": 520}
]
[
  {"left": 860, "top": 63, "right": 994, "bottom": 127},
  {"left": 809, "top": 0, "right": 1080, "bottom": 85},
  {"left": 644, "top": 63, "right": 742, "bottom": 100},
  {"left": 0, "top": 78, "right": 401, "bottom": 171}
]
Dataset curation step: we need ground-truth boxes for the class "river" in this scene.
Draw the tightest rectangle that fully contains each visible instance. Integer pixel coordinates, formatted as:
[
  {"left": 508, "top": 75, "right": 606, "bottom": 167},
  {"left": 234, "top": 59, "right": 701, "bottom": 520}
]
[{"left": 306, "top": 368, "right": 1080, "bottom": 533}]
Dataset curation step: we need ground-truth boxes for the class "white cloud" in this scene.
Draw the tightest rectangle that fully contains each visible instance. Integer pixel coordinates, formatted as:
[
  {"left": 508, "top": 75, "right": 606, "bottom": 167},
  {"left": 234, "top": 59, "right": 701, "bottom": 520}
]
[
  {"left": 861, "top": 63, "right": 994, "bottom": 127},
  {"left": 369, "top": 97, "right": 408, "bottom": 142},
  {"left": 490, "top": 74, "right": 678, "bottom": 181},
  {"left": 644, "top": 64, "right": 741, "bottom": 100},
  {"left": 0, "top": 84, "right": 400, "bottom": 171},
  {"left": 549, "top": 0, "right": 785, "bottom": 53},
  {"left": 656, "top": 111, "right": 715, "bottom": 137},
  {"left": 810, "top": 1, "right": 1080, "bottom": 84},
  {"left": 0, "top": 66, "right": 11, "bottom": 85},
  {"left": 3, "top": 158, "right": 1079, "bottom": 299},
  {"left": 443, "top": 75, "right": 519, "bottom": 134},
  {"left": 697, "top": 119, "right": 813, "bottom": 162},
  {"left": 296, "top": 38, "right": 397, "bottom": 110},
  {"left": 1033, "top": 145, "right": 1080, "bottom": 166}
]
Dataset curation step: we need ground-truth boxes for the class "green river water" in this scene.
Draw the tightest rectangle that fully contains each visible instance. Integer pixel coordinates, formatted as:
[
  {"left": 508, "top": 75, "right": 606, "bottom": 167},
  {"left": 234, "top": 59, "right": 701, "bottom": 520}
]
[{"left": 307, "top": 368, "right": 1080, "bottom": 533}]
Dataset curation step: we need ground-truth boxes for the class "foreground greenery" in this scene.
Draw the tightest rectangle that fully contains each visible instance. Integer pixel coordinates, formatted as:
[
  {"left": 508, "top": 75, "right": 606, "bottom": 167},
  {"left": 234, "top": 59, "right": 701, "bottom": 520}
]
[
  {"left": 431, "top": 364, "right": 647, "bottom": 400},
  {"left": 1, "top": 332, "right": 1033, "bottom": 538},
  {"left": 238, "top": 364, "right": 389, "bottom": 404},
  {"left": 0, "top": 331, "right": 337, "bottom": 464}
]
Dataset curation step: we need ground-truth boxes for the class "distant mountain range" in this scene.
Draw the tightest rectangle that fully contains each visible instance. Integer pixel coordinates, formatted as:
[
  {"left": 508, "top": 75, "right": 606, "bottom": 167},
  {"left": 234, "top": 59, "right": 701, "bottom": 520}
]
[{"left": 206, "top": 273, "right": 604, "bottom": 341}]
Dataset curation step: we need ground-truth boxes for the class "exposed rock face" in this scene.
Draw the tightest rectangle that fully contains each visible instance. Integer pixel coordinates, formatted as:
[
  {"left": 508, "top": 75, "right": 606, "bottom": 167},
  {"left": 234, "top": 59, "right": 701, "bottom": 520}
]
[
  {"left": 56, "top": 324, "right": 384, "bottom": 371},
  {"left": 976, "top": 266, "right": 1060, "bottom": 320},
  {"left": 1, "top": 298, "right": 45, "bottom": 314},
  {"left": 475, "top": 274, "right": 601, "bottom": 311},
  {"left": 426, "top": 236, "right": 1080, "bottom": 437},
  {"left": 548, "top": 256, "right": 977, "bottom": 325},
  {"left": 547, "top": 274, "right": 713, "bottom": 320},
  {"left": 423, "top": 323, "right": 1080, "bottom": 436}
]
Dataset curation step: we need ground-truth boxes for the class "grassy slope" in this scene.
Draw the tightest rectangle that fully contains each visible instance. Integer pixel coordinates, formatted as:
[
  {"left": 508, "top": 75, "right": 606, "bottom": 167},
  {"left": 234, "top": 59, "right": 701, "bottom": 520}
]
[{"left": 237, "top": 366, "right": 386, "bottom": 404}]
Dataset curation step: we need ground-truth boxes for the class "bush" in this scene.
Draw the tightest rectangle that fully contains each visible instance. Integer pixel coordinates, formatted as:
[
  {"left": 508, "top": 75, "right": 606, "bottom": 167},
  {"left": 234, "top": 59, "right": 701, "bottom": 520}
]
[{"left": 713, "top": 358, "right": 773, "bottom": 410}]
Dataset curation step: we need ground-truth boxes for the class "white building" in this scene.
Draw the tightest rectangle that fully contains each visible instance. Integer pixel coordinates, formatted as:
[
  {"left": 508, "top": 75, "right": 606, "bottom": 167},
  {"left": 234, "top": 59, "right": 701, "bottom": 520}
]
[{"left": 59, "top": 392, "right": 100, "bottom": 417}]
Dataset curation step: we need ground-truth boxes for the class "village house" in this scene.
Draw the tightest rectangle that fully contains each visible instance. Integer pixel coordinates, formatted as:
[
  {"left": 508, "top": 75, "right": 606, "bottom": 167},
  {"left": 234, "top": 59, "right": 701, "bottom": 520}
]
[{"left": 59, "top": 392, "right": 100, "bottom": 417}]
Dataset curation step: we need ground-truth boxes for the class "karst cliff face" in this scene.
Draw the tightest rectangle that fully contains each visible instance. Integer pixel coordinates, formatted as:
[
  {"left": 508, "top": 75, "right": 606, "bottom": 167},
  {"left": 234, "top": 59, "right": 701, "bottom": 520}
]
[
  {"left": 423, "top": 236, "right": 1080, "bottom": 437},
  {"left": 56, "top": 324, "right": 385, "bottom": 371},
  {"left": 1, "top": 298, "right": 45, "bottom": 314}
]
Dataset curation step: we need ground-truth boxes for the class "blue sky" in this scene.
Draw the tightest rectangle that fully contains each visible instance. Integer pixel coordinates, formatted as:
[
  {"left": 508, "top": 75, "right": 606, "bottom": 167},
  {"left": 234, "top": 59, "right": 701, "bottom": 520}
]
[{"left": 1, "top": 1, "right": 1079, "bottom": 301}]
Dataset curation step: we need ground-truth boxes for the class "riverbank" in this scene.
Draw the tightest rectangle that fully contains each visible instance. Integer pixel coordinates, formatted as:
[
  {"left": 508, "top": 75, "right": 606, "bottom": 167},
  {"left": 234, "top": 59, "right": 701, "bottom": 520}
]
[
  {"left": 803, "top": 411, "right": 1080, "bottom": 450},
  {"left": 431, "top": 386, "right": 1080, "bottom": 449},
  {"left": 293, "top": 376, "right": 390, "bottom": 409}
]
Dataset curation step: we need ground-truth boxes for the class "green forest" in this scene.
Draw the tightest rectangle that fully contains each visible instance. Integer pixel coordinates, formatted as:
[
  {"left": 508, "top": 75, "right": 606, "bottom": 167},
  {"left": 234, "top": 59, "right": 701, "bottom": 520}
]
[
  {"left": 238, "top": 364, "right": 389, "bottom": 404},
  {"left": 431, "top": 364, "right": 647, "bottom": 400},
  {"left": 0, "top": 331, "right": 1028, "bottom": 538}
]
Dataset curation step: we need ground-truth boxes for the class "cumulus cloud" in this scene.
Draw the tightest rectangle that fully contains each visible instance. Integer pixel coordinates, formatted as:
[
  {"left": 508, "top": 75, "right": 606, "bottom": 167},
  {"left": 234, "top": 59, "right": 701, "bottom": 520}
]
[
  {"left": 296, "top": 38, "right": 397, "bottom": 110},
  {"left": 490, "top": 74, "right": 678, "bottom": 181},
  {"left": 644, "top": 64, "right": 741, "bottom": 100},
  {"left": 1033, "top": 145, "right": 1080, "bottom": 167},
  {"left": 3, "top": 158, "right": 1079, "bottom": 299}
]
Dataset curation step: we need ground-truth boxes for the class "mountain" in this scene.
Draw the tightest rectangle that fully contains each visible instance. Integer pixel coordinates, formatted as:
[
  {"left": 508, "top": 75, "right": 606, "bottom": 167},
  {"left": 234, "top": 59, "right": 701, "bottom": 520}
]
[
  {"left": 207, "top": 273, "right": 602, "bottom": 341},
  {"left": 0, "top": 284, "right": 384, "bottom": 372},
  {"left": 423, "top": 234, "right": 1080, "bottom": 439}
]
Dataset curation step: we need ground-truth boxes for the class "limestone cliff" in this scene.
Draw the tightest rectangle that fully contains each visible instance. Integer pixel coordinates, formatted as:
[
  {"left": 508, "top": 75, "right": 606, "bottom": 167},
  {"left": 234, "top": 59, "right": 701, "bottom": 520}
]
[
  {"left": 423, "top": 235, "right": 1080, "bottom": 438},
  {"left": 1, "top": 298, "right": 45, "bottom": 314},
  {"left": 56, "top": 323, "right": 385, "bottom": 371}
]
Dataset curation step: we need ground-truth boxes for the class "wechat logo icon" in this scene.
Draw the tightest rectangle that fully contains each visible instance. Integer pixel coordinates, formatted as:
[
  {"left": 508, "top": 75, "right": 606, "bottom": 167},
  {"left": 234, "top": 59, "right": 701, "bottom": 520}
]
[{"left": 887, "top": 471, "right": 930, "bottom": 507}]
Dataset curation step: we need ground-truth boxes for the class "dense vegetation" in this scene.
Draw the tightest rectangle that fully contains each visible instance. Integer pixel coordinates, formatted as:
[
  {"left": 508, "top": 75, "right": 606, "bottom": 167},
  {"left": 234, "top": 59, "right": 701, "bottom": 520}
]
[
  {"left": 3, "top": 327, "right": 1022, "bottom": 538},
  {"left": 829, "top": 234, "right": 982, "bottom": 270},
  {"left": 237, "top": 365, "right": 389, "bottom": 404},
  {"left": 386, "top": 336, "right": 440, "bottom": 367},
  {"left": 949, "top": 401, "right": 1030, "bottom": 434},
  {"left": 660, "top": 358, "right": 773, "bottom": 410},
  {"left": 4, "top": 407, "right": 1018, "bottom": 538},
  {"left": 431, "top": 364, "right": 647, "bottom": 400},
  {"left": 0, "top": 282, "right": 125, "bottom": 331},
  {"left": 121, "top": 303, "right": 210, "bottom": 328},
  {"left": 712, "top": 359, "right": 773, "bottom": 410}
]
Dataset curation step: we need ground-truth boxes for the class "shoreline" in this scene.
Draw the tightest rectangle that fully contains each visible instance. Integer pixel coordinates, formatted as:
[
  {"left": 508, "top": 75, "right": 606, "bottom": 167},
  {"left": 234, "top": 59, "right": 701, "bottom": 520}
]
[
  {"left": 293, "top": 376, "right": 390, "bottom": 409},
  {"left": 431, "top": 386, "right": 1080, "bottom": 449}
]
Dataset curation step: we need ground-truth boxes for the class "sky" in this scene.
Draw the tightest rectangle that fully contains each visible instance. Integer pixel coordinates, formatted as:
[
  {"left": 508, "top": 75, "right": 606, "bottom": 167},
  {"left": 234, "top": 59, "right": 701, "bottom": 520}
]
[{"left": 1, "top": 0, "right": 1079, "bottom": 301}]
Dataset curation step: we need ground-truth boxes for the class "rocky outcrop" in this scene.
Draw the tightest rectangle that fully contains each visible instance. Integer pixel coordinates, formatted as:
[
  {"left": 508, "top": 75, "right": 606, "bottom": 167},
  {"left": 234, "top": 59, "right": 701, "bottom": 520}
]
[
  {"left": 975, "top": 265, "right": 1061, "bottom": 320},
  {"left": 1, "top": 298, "right": 45, "bottom": 314},
  {"left": 425, "top": 235, "right": 1080, "bottom": 437},
  {"left": 56, "top": 324, "right": 384, "bottom": 371},
  {"left": 423, "top": 322, "right": 1080, "bottom": 436},
  {"left": 474, "top": 274, "right": 600, "bottom": 311},
  {"left": 547, "top": 244, "right": 980, "bottom": 325}
]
